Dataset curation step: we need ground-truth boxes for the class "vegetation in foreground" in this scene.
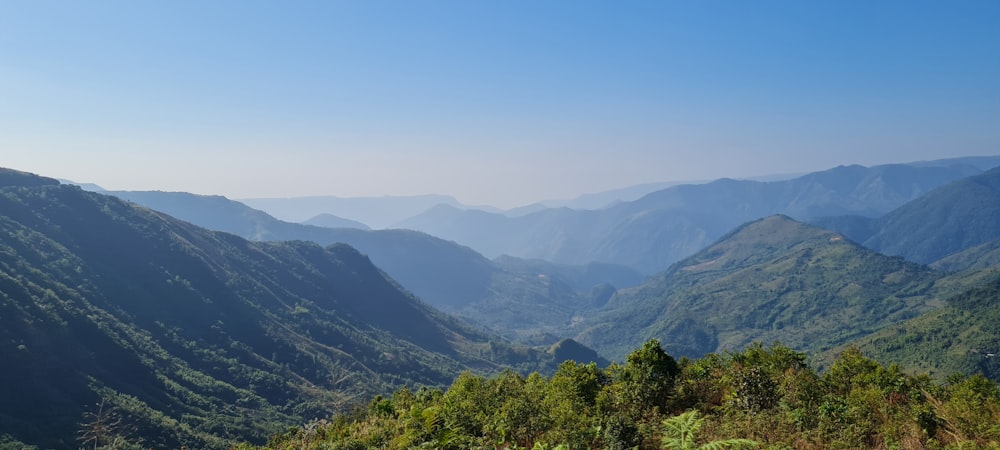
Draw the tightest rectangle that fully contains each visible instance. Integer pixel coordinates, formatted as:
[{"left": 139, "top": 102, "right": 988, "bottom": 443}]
[{"left": 241, "top": 340, "right": 1000, "bottom": 450}]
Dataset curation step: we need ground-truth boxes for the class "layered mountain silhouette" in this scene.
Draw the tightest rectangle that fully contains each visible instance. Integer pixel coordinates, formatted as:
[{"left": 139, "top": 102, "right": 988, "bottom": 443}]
[
  {"left": 7, "top": 154, "right": 1000, "bottom": 448},
  {"left": 301, "top": 213, "right": 370, "bottom": 230},
  {"left": 817, "top": 166, "right": 1000, "bottom": 266},
  {"left": 397, "top": 158, "right": 999, "bottom": 273},
  {"left": 0, "top": 169, "right": 558, "bottom": 449},
  {"left": 104, "top": 190, "right": 641, "bottom": 344},
  {"left": 238, "top": 194, "right": 487, "bottom": 228}
]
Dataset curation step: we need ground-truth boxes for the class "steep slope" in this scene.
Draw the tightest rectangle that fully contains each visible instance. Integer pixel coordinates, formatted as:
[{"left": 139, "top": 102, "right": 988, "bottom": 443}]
[
  {"left": 397, "top": 160, "right": 992, "bottom": 273},
  {"left": 110, "top": 190, "right": 294, "bottom": 241},
  {"left": 573, "top": 215, "right": 947, "bottom": 361},
  {"left": 861, "top": 166, "right": 1000, "bottom": 265},
  {"left": 841, "top": 270, "right": 1000, "bottom": 381},
  {"left": 110, "top": 191, "right": 495, "bottom": 306},
  {"left": 0, "top": 175, "right": 548, "bottom": 449},
  {"left": 104, "top": 190, "right": 610, "bottom": 345}
]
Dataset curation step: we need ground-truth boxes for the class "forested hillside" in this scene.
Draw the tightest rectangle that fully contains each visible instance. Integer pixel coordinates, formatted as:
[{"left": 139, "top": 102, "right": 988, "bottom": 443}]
[
  {"left": 845, "top": 271, "right": 1000, "bottom": 381},
  {"left": 0, "top": 169, "right": 557, "bottom": 449},
  {"left": 574, "top": 216, "right": 948, "bottom": 360}
]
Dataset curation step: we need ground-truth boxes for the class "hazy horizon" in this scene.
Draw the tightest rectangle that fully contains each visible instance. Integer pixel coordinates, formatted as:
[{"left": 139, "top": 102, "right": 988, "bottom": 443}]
[{"left": 2, "top": 1, "right": 998, "bottom": 209}]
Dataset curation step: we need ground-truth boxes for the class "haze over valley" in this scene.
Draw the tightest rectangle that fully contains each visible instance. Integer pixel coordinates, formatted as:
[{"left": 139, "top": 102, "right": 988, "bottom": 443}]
[
  {"left": 7, "top": 154, "right": 1000, "bottom": 448},
  {"left": 2, "top": 1, "right": 1000, "bottom": 448}
]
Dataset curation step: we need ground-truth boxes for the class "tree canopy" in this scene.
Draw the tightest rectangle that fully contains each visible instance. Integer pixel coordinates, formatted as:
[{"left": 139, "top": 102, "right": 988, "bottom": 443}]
[{"left": 237, "top": 340, "right": 1000, "bottom": 450}]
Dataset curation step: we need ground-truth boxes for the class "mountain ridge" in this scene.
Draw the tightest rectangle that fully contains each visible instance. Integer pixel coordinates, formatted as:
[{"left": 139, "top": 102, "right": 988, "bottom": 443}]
[
  {"left": 573, "top": 215, "right": 948, "bottom": 361},
  {"left": 0, "top": 174, "right": 558, "bottom": 448},
  {"left": 397, "top": 159, "right": 996, "bottom": 273},
  {"left": 101, "top": 189, "right": 648, "bottom": 346}
]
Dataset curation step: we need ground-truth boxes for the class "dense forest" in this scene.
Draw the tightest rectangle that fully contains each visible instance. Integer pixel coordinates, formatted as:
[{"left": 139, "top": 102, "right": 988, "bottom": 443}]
[{"left": 231, "top": 340, "right": 1000, "bottom": 450}]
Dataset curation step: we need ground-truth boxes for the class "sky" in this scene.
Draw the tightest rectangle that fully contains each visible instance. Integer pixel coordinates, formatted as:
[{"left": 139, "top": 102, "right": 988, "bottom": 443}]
[{"left": 1, "top": 1, "right": 998, "bottom": 208}]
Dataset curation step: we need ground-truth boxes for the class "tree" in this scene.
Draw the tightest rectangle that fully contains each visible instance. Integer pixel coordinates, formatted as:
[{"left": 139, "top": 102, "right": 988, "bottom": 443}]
[
  {"left": 622, "top": 339, "right": 680, "bottom": 415},
  {"left": 597, "top": 339, "right": 681, "bottom": 449}
]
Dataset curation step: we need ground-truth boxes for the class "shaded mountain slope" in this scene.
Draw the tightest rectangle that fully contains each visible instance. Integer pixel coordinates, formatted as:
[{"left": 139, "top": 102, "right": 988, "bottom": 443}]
[
  {"left": 110, "top": 190, "right": 496, "bottom": 309},
  {"left": 861, "top": 166, "right": 1000, "bottom": 265},
  {"left": 105, "top": 190, "right": 614, "bottom": 346},
  {"left": 573, "top": 215, "right": 947, "bottom": 361},
  {"left": 110, "top": 190, "right": 299, "bottom": 241},
  {"left": 398, "top": 160, "right": 992, "bottom": 273},
  {"left": 0, "top": 176, "right": 548, "bottom": 449}
]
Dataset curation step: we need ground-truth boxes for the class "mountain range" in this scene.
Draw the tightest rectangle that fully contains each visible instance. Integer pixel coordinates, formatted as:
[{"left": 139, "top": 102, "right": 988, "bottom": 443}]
[
  {"left": 815, "top": 166, "right": 1000, "bottom": 265},
  {"left": 238, "top": 194, "right": 483, "bottom": 229},
  {"left": 396, "top": 157, "right": 1000, "bottom": 273},
  {"left": 560, "top": 162, "right": 1000, "bottom": 361},
  {"left": 104, "top": 157, "right": 1000, "bottom": 361},
  {"left": 104, "top": 190, "right": 643, "bottom": 345},
  {"left": 0, "top": 170, "right": 564, "bottom": 449},
  {"left": 6, "top": 154, "right": 1000, "bottom": 448}
]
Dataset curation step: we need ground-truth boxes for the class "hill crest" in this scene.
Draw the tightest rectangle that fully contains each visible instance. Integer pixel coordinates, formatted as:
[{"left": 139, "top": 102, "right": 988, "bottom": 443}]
[{"left": 577, "top": 215, "right": 943, "bottom": 360}]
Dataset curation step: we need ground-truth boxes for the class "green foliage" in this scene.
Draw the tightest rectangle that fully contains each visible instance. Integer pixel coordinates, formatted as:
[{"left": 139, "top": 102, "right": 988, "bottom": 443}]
[
  {"left": 935, "top": 374, "right": 1000, "bottom": 444},
  {"left": 844, "top": 273, "right": 1000, "bottom": 382},
  {"left": 606, "top": 339, "right": 680, "bottom": 418},
  {"left": 248, "top": 340, "right": 1000, "bottom": 449}
]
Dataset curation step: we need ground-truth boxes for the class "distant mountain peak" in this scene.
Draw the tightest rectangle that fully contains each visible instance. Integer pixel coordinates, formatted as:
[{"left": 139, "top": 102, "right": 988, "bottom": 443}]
[{"left": 672, "top": 214, "right": 846, "bottom": 274}]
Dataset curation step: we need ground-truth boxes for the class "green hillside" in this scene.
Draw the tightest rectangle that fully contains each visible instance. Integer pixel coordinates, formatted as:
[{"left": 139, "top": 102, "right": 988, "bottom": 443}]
[
  {"left": 843, "top": 270, "right": 1000, "bottom": 381},
  {"left": 0, "top": 173, "right": 553, "bottom": 449},
  {"left": 575, "top": 215, "right": 947, "bottom": 360}
]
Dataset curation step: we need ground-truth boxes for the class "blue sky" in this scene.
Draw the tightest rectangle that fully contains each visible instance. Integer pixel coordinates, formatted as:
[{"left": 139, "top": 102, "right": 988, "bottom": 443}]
[{"left": 1, "top": 1, "right": 998, "bottom": 208}]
